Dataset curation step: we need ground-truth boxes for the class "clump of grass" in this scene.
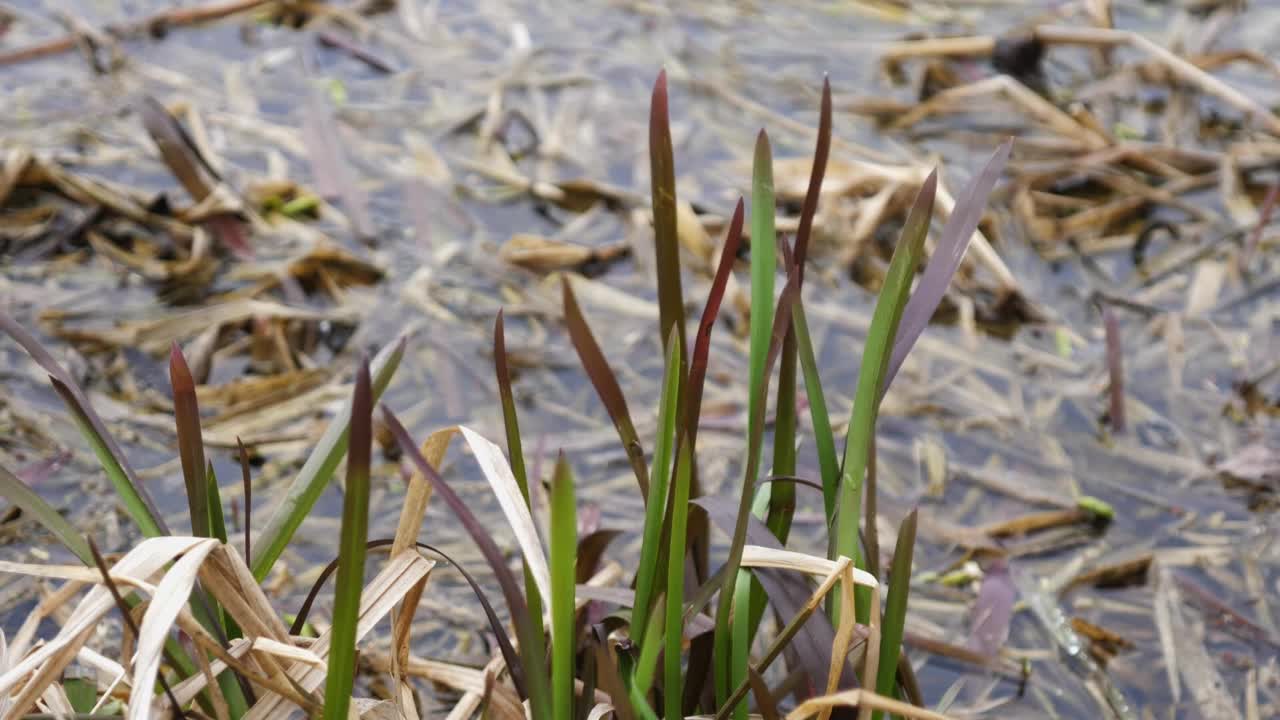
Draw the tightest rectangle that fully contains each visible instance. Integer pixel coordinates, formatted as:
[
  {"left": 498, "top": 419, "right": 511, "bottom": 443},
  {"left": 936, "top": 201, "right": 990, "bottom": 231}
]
[{"left": 0, "top": 68, "right": 1010, "bottom": 719}]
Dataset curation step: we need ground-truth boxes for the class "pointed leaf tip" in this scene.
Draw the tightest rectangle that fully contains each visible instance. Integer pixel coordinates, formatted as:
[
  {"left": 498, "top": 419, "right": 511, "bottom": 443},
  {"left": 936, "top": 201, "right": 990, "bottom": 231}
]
[
  {"left": 356, "top": 356, "right": 372, "bottom": 397},
  {"left": 922, "top": 168, "right": 938, "bottom": 193},
  {"left": 652, "top": 70, "right": 668, "bottom": 114},
  {"left": 882, "top": 140, "right": 1009, "bottom": 394},
  {"left": 169, "top": 343, "right": 193, "bottom": 392}
]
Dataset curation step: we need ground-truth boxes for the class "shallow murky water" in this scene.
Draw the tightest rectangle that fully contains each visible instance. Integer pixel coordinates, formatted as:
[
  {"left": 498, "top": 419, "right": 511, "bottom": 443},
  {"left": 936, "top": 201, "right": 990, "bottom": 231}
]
[{"left": 2, "top": 1, "right": 1280, "bottom": 717}]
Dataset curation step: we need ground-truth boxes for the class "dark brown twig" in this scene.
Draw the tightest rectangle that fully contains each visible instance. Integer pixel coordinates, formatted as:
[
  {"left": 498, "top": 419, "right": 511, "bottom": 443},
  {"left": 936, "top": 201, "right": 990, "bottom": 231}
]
[
  {"left": 316, "top": 29, "right": 397, "bottom": 73},
  {"left": 0, "top": 0, "right": 276, "bottom": 68}
]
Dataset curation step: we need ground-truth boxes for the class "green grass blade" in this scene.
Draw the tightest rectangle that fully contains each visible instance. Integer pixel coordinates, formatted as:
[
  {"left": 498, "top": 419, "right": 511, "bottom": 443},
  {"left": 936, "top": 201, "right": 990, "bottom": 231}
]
[
  {"left": 790, "top": 294, "right": 838, "bottom": 522},
  {"left": 322, "top": 359, "right": 373, "bottom": 720},
  {"left": 831, "top": 172, "right": 936, "bottom": 625},
  {"left": 171, "top": 344, "right": 210, "bottom": 538},
  {"left": 746, "top": 130, "right": 777, "bottom": 473},
  {"left": 747, "top": 325, "right": 798, "bottom": 640},
  {"left": 252, "top": 336, "right": 404, "bottom": 580},
  {"left": 650, "top": 69, "right": 686, "bottom": 361},
  {"left": 0, "top": 311, "right": 168, "bottom": 534},
  {"left": 632, "top": 330, "right": 681, "bottom": 648},
  {"left": 494, "top": 310, "right": 547, "bottom": 684},
  {"left": 744, "top": 135, "right": 777, "bottom": 527},
  {"left": 63, "top": 677, "right": 95, "bottom": 713},
  {"left": 550, "top": 452, "right": 578, "bottom": 720},
  {"left": 494, "top": 310, "right": 531, "bottom": 502},
  {"left": 49, "top": 377, "right": 165, "bottom": 538},
  {"left": 0, "top": 462, "right": 93, "bottom": 564},
  {"left": 728, "top": 571, "right": 751, "bottom": 720},
  {"left": 873, "top": 509, "right": 918, "bottom": 720},
  {"left": 562, "top": 277, "right": 650, "bottom": 498},
  {"left": 206, "top": 461, "right": 227, "bottom": 544},
  {"left": 632, "top": 593, "right": 665, "bottom": 698},
  {"left": 733, "top": 130, "right": 777, "bottom": 719},
  {"left": 664, "top": 437, "right": 692, "bottom": 720},
  {"left": 712, "top": 279, "right": 796, "bottom": 711}
]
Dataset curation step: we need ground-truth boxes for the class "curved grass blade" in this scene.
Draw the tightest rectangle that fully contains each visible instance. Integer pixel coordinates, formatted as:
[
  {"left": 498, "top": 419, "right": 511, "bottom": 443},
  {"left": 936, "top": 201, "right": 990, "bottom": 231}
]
[
  {"left": 684, "top": 198, "right": 744, "bottom": 595},
  {"left": 0, "top": 311, "right": 167, "bottom": 536},
  {"left": 292, "top": 538, "right": 523, "bottom": 701},
  {"left": 632, "top": 331, "right": 681, "bottom": 649},
  {"left": 792, "top": 77, "right": 832, "bottom": 281},
  {"left": 382, "top": 407, "right": 550, "bottom": 716},
  {"left": 687, "top": 199, "right": 744, "bottom": 448},
  {"left": 322, "top": 359, "right": 372, "bottom": 720},
  {"left": 0, "top": 463, "right": 93, "bottom": 564},
  {"left": 712, "top": 277, "right": 797, "bottom": 709},
  {"left": 460, "top": 425, "right": 552, "bottom": 605},
  {"left": 781, "top": 79, "right": 839, "bottom": 522},
  {"left": 252, "top": 336, "right": 404, "bottom": 579},
  {"left": 550, "top": 453, "right": 578, "bottom": 720},
  {"left": 873, "top": 509, "right": 917, "bottom": 719},
  {"left": 789, "top": 293, "right": 838, "bottom": 522},
  {"left": 494, "top": 310, "right": 532, "bottom": 503},
  {"left": 883, "top": 139, "right": 1012, "bottom": 393},
  {"left": 562, "top": 276, "right": 649, "bottom": 497},
  {"left": 171, "top": 344, "right": 210, "bottom": 538},
  {"left": 50, "top": 377, "right": 165, "bottom": 538},
  {"left": 650, "top": 69, "right": 686, "bottom": 360},
  {"left": 832, "top": 173, "right": 936, "bottom": 625}
]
